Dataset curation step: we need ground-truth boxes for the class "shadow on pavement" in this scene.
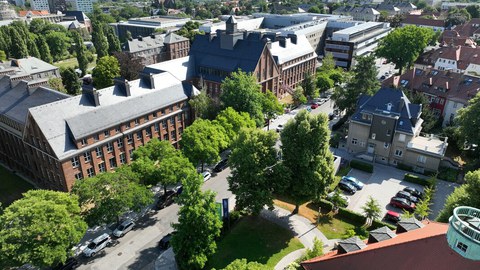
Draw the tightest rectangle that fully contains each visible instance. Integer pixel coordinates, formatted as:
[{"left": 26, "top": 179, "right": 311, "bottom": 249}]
[{"left": 126, "top": 246, "right": 161, "bottom": 270}]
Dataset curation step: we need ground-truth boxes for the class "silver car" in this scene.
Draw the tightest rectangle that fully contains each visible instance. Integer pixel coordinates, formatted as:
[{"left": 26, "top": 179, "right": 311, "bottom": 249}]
[
  {"left": 113, "top": 219, "right": 135, "bottom": 237},
  {"left": 83, "top": 233, "right": 112, "bottom": 257}
]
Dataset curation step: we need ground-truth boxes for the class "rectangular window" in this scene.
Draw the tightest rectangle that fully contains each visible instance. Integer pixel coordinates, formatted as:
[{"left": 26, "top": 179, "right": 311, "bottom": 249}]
[
  {"left": 171, "top": 130, "right": 176, "bottom": 141},
  {"left": 170, "top": 105, "right": 174, "bottom": 112},
  {"left": 134, "top": 119, "right": 139, "bottom": 126},
  {"left": 177, "top": 115, "right": 182, "bottom": 122},
  {"left": 125, "top": 122, "right": 131, "bottom": 130},
  {"left": 137, "top": 131, "right": 142, "bottom": 141},
  {"left": 109, "top": 157, "right": 117, "bottom": 169},
  {"left": 179, "top": 127, "right": 183, "bottom": 134},
  {"left": 115, "top": 127, "right": 121, "bottom": 134},
  {"left": 96, "top": 147, "right": 103, "bottom": 158},
  {"left": 162, "top": 121, "right": 167, "bottom": 129},
  {"left": 104, "top": 130, "right": 110, "bottom": 137},
  {"left": 127, "top": 134, "right": 133, "bottom": 144},
  {"left": 384, "top": 143, "right": 389, "bottom": 149},
  {"left": 161, "top": 109, "right": 165, "bottom": 115},
  {"left": 119, "top": 153, "right": 126, "bottom": 164},
  {"left": 456, "top": 241, "right": 468, "bottom": 253},
  {"left": 129, "top": 149, "right": 134, "bottom": 160},
  {"left": 71, "top": 156, "right": 79, "bottom": 168},
  {"left": 170, "top": 117, "right": 175, "bottom": 125},
  {"left": 75, "top": 172, "right": 83, "bottom": 180},
  {"left": 153, "top": 111, "right": 157, "bottom": 118},
  {"left": 352, "top": 138, "right": 358, "bottom": 145},
  {"left": 94, "top": 134, "right": 99, "bottom": 142},
  {"left": 117, "top": 138, "right": 123, "bottom": 148},
  {"left": 144, "top": 115, "right": 149, "bottom": 122},
  {"left": 84, "top": 152, "right": 91, "bottom": 162},
  {"left": 87, "top": 167, "right": 94, "bottom": 177},
  {"left": 154, "top": 123, "right": 160, "bottom": 132},
  {"left": 417, "top": 155, "right": 427, "bottom": 164},
  {"left": 399, "top": 134, "right": 406, "bottom": 142},
  {"left": 163, "top": 133, "right": 169, "bottom": 141},
  {"left": 98, "top": 162, "right": 106, "bottom": 172},
  {"left": 106, "top": 142, "right": 113, "bottom": 153},
  {"left": 81, "top": 139, "right": 87, "bottom": 146},
  {"left": 395, "top": 149, "right": 403, "bottom": 157},
  {"left": 146, "top": 129, "right": 152, "bottom": 137}
]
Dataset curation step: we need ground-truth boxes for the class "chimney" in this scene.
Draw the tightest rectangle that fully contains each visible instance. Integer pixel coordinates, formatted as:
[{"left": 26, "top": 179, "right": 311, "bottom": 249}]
[
  {"left": 278, "top": 37, "right": 286, "bottom": 48},
  {"left": 114, "top": 77, "right": 131, "bottom": 96},
  {"left": 82, "top": 77, "right": 100, "bottom": 107},
  {"left": 150, "top": 73, "right": 156, "bottom": 89},
  {"left": 209, "top": 31, "right": 215, "bottom": 42},
  {"left": 287, "top": 34, "right": 297, "bottom": 44},
  {"left": 429, "top": 77, "right": 433, "bottom": 86}
]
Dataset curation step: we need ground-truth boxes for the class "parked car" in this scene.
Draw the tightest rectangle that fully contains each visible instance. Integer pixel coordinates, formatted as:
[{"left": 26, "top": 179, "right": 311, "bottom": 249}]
[
  {"left": 83, "top": 233, "right": 112, "bottom": 257},
  {"left": 202, "top": 171, "right": 212, "bottom": 182},
  {"left": 328, "top": 113, "right": 335, "bottom": 121},
  {"left": 311, "top": 103, "right": 319, "bottom": 109},
  {"left": 396, "top": 190, "right": 418, "bottom": 203},
  {"left": 380, "top": 75, "right": 386, "bottom": 80},
  {"left": 156, "top": 190, "right": 176, "bottom": 210},
  {"left": 338, "top": 181, "right": 357, "bottom": 194},
  {"left": 113, "top": 219, "right": 135, "bottom": 237},
  {"left": 276, "top": 124, "right": 284, "bottom": 133},
  {"left": 214, "top": 159, "right": 229, "bottom": 172},
  {"left": 52, "top": 257, "right": 79, "bottom": 270},
  {"left": 390, "top": 197, "right": 416, "bottom": 212},
  {"left": 158, "top": 233, "right": 173, "bottom": 250},
  {"left": 384, "top": 210, "right": 401, "bottom": 224},
  {"left": 403, "top": 187, "right": 423, "bottom": 199},
  {"left": 327, "top": 191, "right": 350, "bottom": 207},
  {"left": 341, "top": 176, "right": 364, "bottom": 190}
]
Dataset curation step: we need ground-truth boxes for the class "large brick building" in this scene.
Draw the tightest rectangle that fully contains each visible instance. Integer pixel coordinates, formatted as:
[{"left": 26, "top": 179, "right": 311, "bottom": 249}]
[{"left": 0, "top": 69, "right": 198, "bottom": 191}]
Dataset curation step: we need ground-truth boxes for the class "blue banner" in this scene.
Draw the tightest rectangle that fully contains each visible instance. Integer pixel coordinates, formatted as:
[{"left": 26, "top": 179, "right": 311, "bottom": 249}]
[{"left": 222, "top": 198, "right": 229, "bottom": 219}]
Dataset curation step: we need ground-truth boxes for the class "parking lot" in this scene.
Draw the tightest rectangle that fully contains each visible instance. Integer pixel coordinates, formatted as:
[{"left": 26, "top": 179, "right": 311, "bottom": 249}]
[{"left": 341, "top": 163, "right": 457, "bottom": 220}]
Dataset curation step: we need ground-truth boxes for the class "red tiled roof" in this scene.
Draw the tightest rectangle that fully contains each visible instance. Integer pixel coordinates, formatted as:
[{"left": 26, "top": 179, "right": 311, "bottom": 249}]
[
  {"left": 417, "top": 46, "right": 480, "bottom": 70},
  {"left": 402, "top": 15, "right": 445, "bottom": 27},
  {"left": 18, "top": 10, "right": 50, "bottom": 17},
  {"left": 302, "top": 221, "right": 480, "bottom": 270},
  {"left": 451, "top": 19, "right": 480, "bottom": 38}
]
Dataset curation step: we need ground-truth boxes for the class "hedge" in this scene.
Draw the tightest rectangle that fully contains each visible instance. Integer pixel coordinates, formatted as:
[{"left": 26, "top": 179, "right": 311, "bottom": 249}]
[
  {"left": 403, "top": 173, "right": 435, "bottom": 188},
  {"left": 314, "top": 199, "right": 334, "bottom": 212},
  {"left": 337, "top": 207, "right": 366, "bottom": 225},
  {"left": 370, "top": 219, "right": 396, "bottom": 231},
  {"left": 350, "top": 159, "right": 374, "bottom": 173},
  {"left": 397, "top": 163, "right": 436, "bottom": 177}
]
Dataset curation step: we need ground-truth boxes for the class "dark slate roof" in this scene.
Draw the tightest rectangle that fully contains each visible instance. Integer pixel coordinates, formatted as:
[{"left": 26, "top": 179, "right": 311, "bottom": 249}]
[
  {"left": 337, "top": 236, "right": 367, "bottom": 253},
  {"left": 188, "top": 31, "right": 266, "bottom": 83},
  {"left": 397, "top": 217, "right": 424, "bottom": 232},
  {"left": 368, "top": 226, "right": 397, "bottom": 243},
  {"left": 351, "top": 88, "right": 422, "bottom": 134},
  {"left": 163, "top": 32, "right": 188, "bottom": 44},
  {"left": 64, "top": 11, "right": 89, "bottom": 23}
]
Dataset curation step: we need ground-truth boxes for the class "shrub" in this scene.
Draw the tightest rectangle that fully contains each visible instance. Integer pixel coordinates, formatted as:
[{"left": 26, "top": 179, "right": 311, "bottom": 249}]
[
  {"left": 370, "top": 219, "right": 396, "bottom": 230},
  {"left": 350, "top": 160, "right": 374, "bottom": 173},
  {"left": 437, "top": 166, "right": 459, "bottom": 182},
  {"left": 337, "top": 207, "right": 365, "bottom": 225},
  {"left": 403, "top": 173, "right": 435, "bottom": 188},
  {"left": 314, "top": 199, "right": 334, "bottom": 213}
]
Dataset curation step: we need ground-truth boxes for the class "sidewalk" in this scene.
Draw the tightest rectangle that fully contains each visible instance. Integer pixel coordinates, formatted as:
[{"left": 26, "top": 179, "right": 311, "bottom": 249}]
[{"left": 260, "top": 206, "right": 335, "bottom": 270}]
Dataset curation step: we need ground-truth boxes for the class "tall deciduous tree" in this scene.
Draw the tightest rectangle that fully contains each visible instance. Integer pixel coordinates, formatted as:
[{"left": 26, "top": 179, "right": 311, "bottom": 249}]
[
  {"left": 262, "top": 90, "right": 284, "bottom": 130},
  {"left": 292, "top": 86, "right": 307, "bottom": 106},
  {"left": 301, "top": 72, "right": 318, "bottom": 99},
  {"left": 45, "top": 32, "right": 70, "bottom": 61},
  {"left": 171, "top": 174, "right": 222, "bottom": 270},
  {"left": 36, "top": 35, "right": 53, "bottom": 63},
  {"left": 189, "top": 90, "right": 218, "bottom": 119},
  {"left": 213, "top": 107, "right": 256, "bottom": 144},
  {"left": 0, "top": 190, "right": 87, "bottom": 268},
  {"left": 72, "top": 169, "right": 154, "bottom": 226},
  {"left": 26, "top": 34, "right": 40, "bottom": 58},
  {"left": 9, "top": 27, "right": 28, "bottom": 59},
  {"left": 181, "top": 119, "right": 228, "bottom": 171},
  {"left": 437, "top": 170, "right": 480, "bottom": 222},
  {"left": 105, "top": 25, "right": 121, "bottom": 55},
  {"left": 455, "top": 91, "right": 480, "bottom": 147},
  {"left": 361, "top": 196, "right": 382, "bottom": 223},
  {"left": 92, "top": 22, "right": 109, "bottom": 59},
  {"left": 61, "top": 67, "right": 81, "bottom": 95},
  {"left": 280, "top": 111, "right": 335, "bottom": 213},
  {"left": 228, "top": 129, "right": 278, "bottom": 215},
  {"left": 114, "top": 51, "right": 143, "bottom": 80},
  {"left": 0, "top": 50, "right": 6, "bottom": 61},
  {"left": 221, "top": 70, "right": 265, "bottom": 126},
  {"left": 92, "top": 55, "right": 120, "bottom": 89},
  {"left": 376, "top": 25, "right": 434, "bottom": 74},
  {"left": 71, "top": 31, "right": 89, "bottom": 76}
]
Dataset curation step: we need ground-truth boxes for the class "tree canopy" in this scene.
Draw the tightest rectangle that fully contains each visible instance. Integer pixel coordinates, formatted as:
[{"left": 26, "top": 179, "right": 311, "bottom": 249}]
[
  {"left": 189, "top": 90, "right": 218, "bottom": 120},
  {"left": 279, "top": 110, "right": 335, "bottom": 213},
  {"left": 92, "top": 55, "right": 120, "bottom": 89},
  {"left": 361, "top": 196, "right": 382, "bottom": 222},
  {"left": 92, "top": 22, "right": 109, "bottom": 59},
  {"left": 455, "top": 91, "right": 480, "bottom": 147},
  {"left": 228, "top": 128, "right": 279, "bottom": 215},
  {"left": 0, "top": 190, "right": 87, "bottom": 268},
  {"left": 213, "top": 107, "right": 256, "bottom": 145},
  {"left": 376, "top": 25, "right": 434, "bottom": 74},
  {"left": 222, "top": 259, "right": 264, "bottom": 270}
]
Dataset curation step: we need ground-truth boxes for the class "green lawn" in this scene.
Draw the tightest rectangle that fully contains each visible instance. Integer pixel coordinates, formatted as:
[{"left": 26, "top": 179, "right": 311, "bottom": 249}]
[
  {"left": 316, "top": 213, "right": 358, "bottom": 239},
  {"left": 329, "top": 165, "right": 351, "bottom": 191},
  {"left": 0, "top": 165, "right": 34, "bottom": 206},
  {"left": 206, "top": 216, "right": 304, "bottom": 270},
  {"left": 53, "top": 56, "right": 97, "bottom": 71}
]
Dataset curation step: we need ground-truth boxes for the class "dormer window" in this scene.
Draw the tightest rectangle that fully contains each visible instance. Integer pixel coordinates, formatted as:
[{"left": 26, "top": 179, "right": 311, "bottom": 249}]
[
  {"left": 386, "top": 103, "right": 392, "bottom": 111},
  {"left": 81, "top": 139, "right": 87, "bottom": 146}
]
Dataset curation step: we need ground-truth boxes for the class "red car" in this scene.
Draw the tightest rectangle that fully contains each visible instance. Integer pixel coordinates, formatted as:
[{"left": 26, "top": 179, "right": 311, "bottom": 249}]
[
  {"left": 390, "top": 197, "right": 416, "bottom": 212},
  {"left": 384, "top": 210, "right": 401, "bottom": 223},
  {"left": 311, "top": 103, "right": 319, "bottom": 109}
]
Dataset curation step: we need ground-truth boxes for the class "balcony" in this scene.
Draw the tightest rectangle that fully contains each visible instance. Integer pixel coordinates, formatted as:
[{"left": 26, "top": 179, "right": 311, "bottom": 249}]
[{"left": 449, "top": 206, "right": 480, "bottom": 244}]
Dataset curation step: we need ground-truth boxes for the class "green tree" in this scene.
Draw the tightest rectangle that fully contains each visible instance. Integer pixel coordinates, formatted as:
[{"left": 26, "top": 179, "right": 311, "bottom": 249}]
[
  {"left": 36, "top": 35, "right": 53, "bottom": 63},
  {"left": 301, "top": 72, "right": 318, "bottom": 99},
  {"left": 0, "top": 190, "right": 87, "bottom": 268},
  {"left": 48, "top": 77, "right": 65, "bottom": 93},
  {"left": 376, "top": 25, "right": 434, "bottom": 74},
  {"left": 262, "top": 89, "right": 284, "bottom": 130},
  {"left": 308, "top": 6, "right": 322, "bottom": 14},
  {"left": 114, "top": 51, "right": 144, "bottom": 80},
  {"left": 280, "top": 111, "right": 335, "bottom": 213},
  {"left": 301, "top": 237, "right": 324, "bottom": 260},
  {"left": 72, "top": 169, "right": 154, "bottom": 226},
  {"left": 437, "top": 170, "right": 480, "bottom": 222},
  {"left": 320, "top": 53, "right": 336, "bottom": 73},
  {"left": 92, "top": 55, "right": 120, "bottom": 89},
  {"left": 455, "top": 92, "right": 480, "bottom": 147},
  {"left": 0, "top": 50, "right": 6, "bottom": 61},
  {"left": 9, "top": 27, "right": 28, "bottom": 59},
  {"left": 316, "top": 73, "right": 334, "bottom": 94},
  {"left": 222, "top": 259, "right": 264, "bottom": 270},
  {"left": 171, "top": 174, "right": 222, "bottom": 270},
  {"left": 213, "top": 107, "right": 256, "bottom": 144},
  {"left": 189, "top": 90, "right": 218, "bottom": 119},
  {"left": 45, "top": 32, "right": 70, "bottom": 61},
  {"left": 361, "top": 196, "right": 382, "bottom": 223},
  {"left": 406, "top": 91, "right": 439, "bottom": 132},
  {"left": 292, "top": 86, "right": 307, "bottom": 106},
  {"left": 29, "top": 18, "right": 47, "bottom": 34},
  {"left": 467, "top": 5, "right": 480, "bottom": 18},
  {"left": 220, "top": 70, "right": 265, "bottom": 126},
  {"left": 228, "top": 129, "right": 278, "bottom": 215},
  {"left": 61, "top": 67, "right": 81, "bottom": 95},
  {"left": 71, "top": 31, "right": 89, "bottom": 76},
  {"left": 181, "top": 119, "right": 228, "bottom": 171},
  {"left": 446, "top": 8, "right": 471, "bottom": 26},
  {"left": 105, "top": 25, "right": 121, "bottom": 55},
  {"left": 92, "top": 22, "right": 109, "bottom": 59},
  {"left": 26, "top": 34, "right": 40, "bottom": 58}
]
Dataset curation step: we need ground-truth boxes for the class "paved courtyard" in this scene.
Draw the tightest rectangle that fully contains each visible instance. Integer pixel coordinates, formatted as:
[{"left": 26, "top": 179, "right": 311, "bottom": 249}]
[{"left": 343, "top": 163, "right": 457, "bottom": 220}]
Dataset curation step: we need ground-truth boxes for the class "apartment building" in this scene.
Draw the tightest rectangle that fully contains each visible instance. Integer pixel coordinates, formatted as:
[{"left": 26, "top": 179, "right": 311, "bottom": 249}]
[
  {"left": 110, "top": 16, "right": 191, "bottom": 41},
  {"left": 415, "top": 46, "right": 480, "bottom": 75},
  {"left": 333, "top": 6, "right": 380, "bottom": 22},
  {"left": 347, "top": 88, "right": 448, "bottom": 173},
  {"left": 325, "top": 22, "right": 391, "bottom": 69},
  {"left": 0, "top": 69, "right": 198, "bottom": 191},
  {"left": 30, "top": 0, "right": 50, "bottom": 12},
  {"left": 73, "top": 0, "right": 93, "bottom": 13},
  {"left": 401, "top": 14, "right": 445, "bottom": 32},
  {"left": 0, "top": 57, "right": 60, "bottom": 83}
]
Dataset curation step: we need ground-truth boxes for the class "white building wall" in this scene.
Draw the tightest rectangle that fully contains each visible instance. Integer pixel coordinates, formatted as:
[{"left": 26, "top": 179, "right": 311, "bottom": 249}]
[
  {"left": 434, "top": 58, "right": 461, "bottom": 72},
  {"left": 465, "top": 63, "right": 480, "bottom": 77},
  {"left": 31, "top": 0, "right": 50, "bottom": 10},
  {"left": 74, "top": 0, "right": 92, "bottom": 13},
  {"left": 443, "top": 99, "right": 465, "bottom": 126}
]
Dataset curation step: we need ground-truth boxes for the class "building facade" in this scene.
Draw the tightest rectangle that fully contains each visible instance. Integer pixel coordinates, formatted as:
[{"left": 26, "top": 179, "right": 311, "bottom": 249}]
[
  {"left": 346, "top": 88, "right": 448, "bottom": 173},
  {"left": 0, "top": 68, "right": 198, "bottom": 191},
  {"left": 73, "top": 0, "right": 93, "bottom": 13},
  {"left": 30, "top": 0, "right": 50, "bottom": 11},
  {"left": 333, "top": 6, "right": 380, "bottom": 22},
  {"left": 110, "top": 16, "right": 191, "bottom": 41}
]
